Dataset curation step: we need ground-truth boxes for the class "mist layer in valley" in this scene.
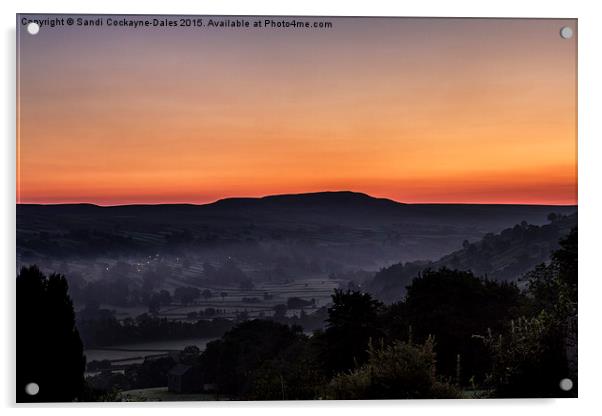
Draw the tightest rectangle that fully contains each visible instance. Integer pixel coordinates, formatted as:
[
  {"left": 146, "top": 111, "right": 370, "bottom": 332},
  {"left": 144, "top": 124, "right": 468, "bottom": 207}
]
[{"left": 17, "top": 191, "right": 576, "bottom": 319}]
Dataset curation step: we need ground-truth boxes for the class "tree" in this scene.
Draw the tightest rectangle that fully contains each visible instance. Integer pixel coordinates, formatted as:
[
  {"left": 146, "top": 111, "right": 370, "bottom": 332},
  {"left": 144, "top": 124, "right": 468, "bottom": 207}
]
[
  {"left": 17, "top": 265, "right": 85, "bottom": 402},
  {"left": 326, "top": 338, "right": 460, "bottom": 399},
  {"left": 524, "top": 227, "right": 577, "bottom": 318},
  {"left": 180, "top": 345, "right": 201, "bottom": 365},
  {"left": 174, "top": 286, "right": 200, "bottom": 305},
  {"left": 403, "top": 268, "right": 527, "bottom": 383},
  {"left": 200, "top": 320, "right": 304, "bottom": 397},
  {"left": 273, "top": 304, "right": 288, "bottom": 319},
  {"left": 317, "top": 290, "right": 385, "bottom": 375},
  {"left": 551, "top": 228, "right": 577, "bottom": 305},
  {"left": 482, "top": 228, "right": 579, "bottom": 398},
  {"left": 202, "top": 289, "right": 212, "bottom": 300},
  {"left": 127, "top": 356, "right": 175, "bottom": 389},
  {"left": 286, "top": 297, "right": 312, "bottom": 310},
  {"left": 148, "top": 293, "right": 161, "bottom": 314},
  {"left": 246, "top": 336, "right": 327, "bottom": 400},
  {"left": 158, "top": 289, "right": 172, "bottom": 306},
  {"left": 479, "top": 313, "right": 572, "bottom": 398}
]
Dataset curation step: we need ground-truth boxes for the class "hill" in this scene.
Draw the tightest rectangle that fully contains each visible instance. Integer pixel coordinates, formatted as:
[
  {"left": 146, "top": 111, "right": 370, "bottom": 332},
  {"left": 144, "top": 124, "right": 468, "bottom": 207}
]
[
  {"left": 367, "top": 213, "right": 577, "bottom": 303},
  {"left": 17, "top": 191, "right": 576, "bottom": 284}
]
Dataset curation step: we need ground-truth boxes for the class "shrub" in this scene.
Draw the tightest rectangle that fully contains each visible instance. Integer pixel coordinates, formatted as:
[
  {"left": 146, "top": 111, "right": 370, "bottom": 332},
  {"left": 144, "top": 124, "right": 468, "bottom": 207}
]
[
  {"left": 325, "top": 338, "right": 460, "bottom": 399},
  {"left": 478, "top": 313, "right": 574, "bottom": 398}
]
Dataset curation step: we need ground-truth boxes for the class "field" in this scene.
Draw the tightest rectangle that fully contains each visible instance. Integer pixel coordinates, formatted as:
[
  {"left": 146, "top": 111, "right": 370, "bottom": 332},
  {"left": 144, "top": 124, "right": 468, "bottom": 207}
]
[
  {"left": 82, "top": 276, "right": 341, "bottom": 369},
  {"left": 119, "top": 387, "right": 227, "bottom": 401},
  {"left": 109, "top": 276, "right": 340, "bottom": 321},
  {"left": 85, "top": 337, "right": 217, "bottom": 365}
]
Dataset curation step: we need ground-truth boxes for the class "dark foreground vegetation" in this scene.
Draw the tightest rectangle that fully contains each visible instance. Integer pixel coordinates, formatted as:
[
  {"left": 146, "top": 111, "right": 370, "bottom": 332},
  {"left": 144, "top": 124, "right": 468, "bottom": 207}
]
[
  {"left": 17, "top": 229, "right": 577, "bottom": 401},
  {"left": 17, "top": 266, "right": 85, "bottom": 402}
]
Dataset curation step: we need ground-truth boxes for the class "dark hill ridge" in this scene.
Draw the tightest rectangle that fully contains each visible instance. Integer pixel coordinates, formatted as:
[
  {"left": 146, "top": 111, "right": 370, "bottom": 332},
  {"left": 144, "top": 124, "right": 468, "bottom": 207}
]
[
  {"left": 212, "top": 191, "right": 402, "bottom": 209},
  {"left": 367, "top": 212, "right": 577, "bottom": 303},
  {"left": 18, "top": 191, "right": 576, "bottom": 226},
  {"left": 17, "top": 191, "right": 577, "bottom": 266}
]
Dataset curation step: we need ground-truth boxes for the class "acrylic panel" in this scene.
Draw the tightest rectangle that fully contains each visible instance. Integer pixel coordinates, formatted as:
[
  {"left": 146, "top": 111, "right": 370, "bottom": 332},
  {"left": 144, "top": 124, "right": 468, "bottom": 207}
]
[{"left": 16, "top": 14, "right": 577, "bottom": 402}]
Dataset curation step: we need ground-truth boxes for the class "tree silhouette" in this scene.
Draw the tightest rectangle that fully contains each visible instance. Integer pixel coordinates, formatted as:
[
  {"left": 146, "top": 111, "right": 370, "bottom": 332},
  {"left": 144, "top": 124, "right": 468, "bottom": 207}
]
[
  {"left": 174, "top": 286, "right": 200, "bottom": 305},
  {"left": 486, "top": 227, "right": 579, "bottom": 398},
  {"left": 403, "top": 268, "right": 526, "bottom": 382},
  {"left": 201, "top": 320, "right": 303, "bottom": 396},
  {"left": 552, "top": 228, "right": 577, "bottom": 304},
  {"left": 17, "top": 265, "right": 85, "bottom": 402},
  {"left": 317, "top": 290, "right": 385, "bottom": 375},
  {"left": 273, "top": 304, "right": 288, "bottom": 319},
  {"left": 526, "top": 227, "right": 578, "bottom": 314}
]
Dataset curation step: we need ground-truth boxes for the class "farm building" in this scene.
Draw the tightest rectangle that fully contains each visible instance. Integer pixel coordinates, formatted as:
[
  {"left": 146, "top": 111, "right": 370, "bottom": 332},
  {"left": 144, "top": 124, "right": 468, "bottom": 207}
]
[{"left": 167, "top": 364, "right": 202, "bottom": 394}]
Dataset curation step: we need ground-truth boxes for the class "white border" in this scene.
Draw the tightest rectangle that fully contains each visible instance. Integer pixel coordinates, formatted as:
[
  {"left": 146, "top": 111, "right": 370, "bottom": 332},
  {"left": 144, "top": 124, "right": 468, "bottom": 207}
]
[{"left": 2, "top": 0, "right": 601, "bottom": 414}]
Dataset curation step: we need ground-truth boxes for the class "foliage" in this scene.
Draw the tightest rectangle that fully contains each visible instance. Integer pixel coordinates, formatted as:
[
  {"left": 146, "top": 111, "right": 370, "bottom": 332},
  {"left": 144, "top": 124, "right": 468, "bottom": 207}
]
[
  {"left": 245, "top": 336, "right": 328, "bottom": 400},
  {"left": 287, "top": 296, "right": 313, "bottom": 309},
  {"left": 369, "top": 214, "right": 576, "bottom": 302},
  {"left": 325, "top": 338, "right": 460, "bottom": 399},
  {"left": 273, "top": 304, "right": 288, "bottom": 318},
  {"left": 86, "top": 345, "right": 203, "bottom": 395},
  {"left": 200, "top": 320, "right": 305, "bottom": 397},
  {"left": 126, "top": 356, "right": 176, "bottom": 389},
  {"left": 480, "top": 228, "right": 578, "bottom": 397},
  {"left": 402, "top": 268, "right": 527, "bottom": 382},
  {"left": 478, "top": 314, "right": 572, "bottom": 397},
  {"left": 317, "top": 289, "right": 385, "bottom": 375},
  {"left": 77, "top": 314, "right": 234, "bottom": 347},
  {"left": 525, "top": 228, "right": 577, "bottom": 315},
  {"left": 174, "top": 286, "right": 200, "bottom": 305},
  {"left": 16, "top": 223, "right": 578, "bottom": 401},
  {"left": 17, "top": 265, "right": 86, "bottom": 402}
]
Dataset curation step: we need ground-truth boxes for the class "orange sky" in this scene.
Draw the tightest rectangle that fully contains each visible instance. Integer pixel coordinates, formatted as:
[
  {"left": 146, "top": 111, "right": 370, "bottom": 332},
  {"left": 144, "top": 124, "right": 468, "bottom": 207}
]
[{"left": 17, "top": 17, "right": 577, "bottom": 205}]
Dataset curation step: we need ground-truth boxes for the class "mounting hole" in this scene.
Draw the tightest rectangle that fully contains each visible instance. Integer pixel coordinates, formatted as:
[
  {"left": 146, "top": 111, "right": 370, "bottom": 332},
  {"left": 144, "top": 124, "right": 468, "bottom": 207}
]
[
  {"left": 25, "top": 382, "right": 39, "bottom": 396},
  {"left": 27, "top": 22, "right": 40, "bottom": 35},
  {"left": 560, "top": 26, "right": 573, "bottom": 39},
  {"left": 559, "top": 378, "right": 573, "bottom": 391}
]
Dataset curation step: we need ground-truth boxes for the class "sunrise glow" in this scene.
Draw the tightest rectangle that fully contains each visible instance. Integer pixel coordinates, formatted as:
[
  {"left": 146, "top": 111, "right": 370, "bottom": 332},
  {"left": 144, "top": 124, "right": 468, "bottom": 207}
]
[{"left": 17, "top": 17, "right": 577, "bottom": 205}]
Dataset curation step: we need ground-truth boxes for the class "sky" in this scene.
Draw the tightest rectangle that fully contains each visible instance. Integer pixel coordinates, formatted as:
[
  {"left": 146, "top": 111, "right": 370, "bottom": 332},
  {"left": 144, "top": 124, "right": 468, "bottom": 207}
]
[{"left": 17, "top": 16, "right": 577, "bottom": 205}]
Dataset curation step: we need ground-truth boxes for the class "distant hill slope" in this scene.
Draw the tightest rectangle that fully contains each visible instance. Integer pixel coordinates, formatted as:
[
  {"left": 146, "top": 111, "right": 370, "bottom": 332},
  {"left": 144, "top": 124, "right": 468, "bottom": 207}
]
[
  {"left": 17, "top": 191, "right": 576, "bottom": 229},
  {"left": 367, "top": 213, "right": 577, "bottom": 303},
  {"left": 17, "top": 191, "right": 576, "bottom": 268}
]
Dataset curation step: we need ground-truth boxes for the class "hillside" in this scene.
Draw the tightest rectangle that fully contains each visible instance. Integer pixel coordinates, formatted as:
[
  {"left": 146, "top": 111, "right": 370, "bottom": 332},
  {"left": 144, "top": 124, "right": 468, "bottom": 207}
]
[
  {"left": 367, "top": 213, "right": 577, "bottom": 303},
  {"left": 17, "top": 192, "right": 576, "bottom": 285}
]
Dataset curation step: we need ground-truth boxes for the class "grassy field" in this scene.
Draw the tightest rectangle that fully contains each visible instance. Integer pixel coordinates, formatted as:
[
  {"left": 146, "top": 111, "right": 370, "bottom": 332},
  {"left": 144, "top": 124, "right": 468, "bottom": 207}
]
[
  {"left": 84, "top": 336, "right": 218, "bottom": 364},
  {"left": 119, "top": 387, "right": 227, "bottom": 401},
  {"left": 99, "top": 275, "right": 341, "bottom": 321}
]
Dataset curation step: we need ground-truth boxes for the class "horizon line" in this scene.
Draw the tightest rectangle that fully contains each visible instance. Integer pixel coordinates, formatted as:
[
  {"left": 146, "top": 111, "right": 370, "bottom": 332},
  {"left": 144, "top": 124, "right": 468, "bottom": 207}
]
[{"left": 15, "top": 190, "right": 579, "bottom": 208}]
